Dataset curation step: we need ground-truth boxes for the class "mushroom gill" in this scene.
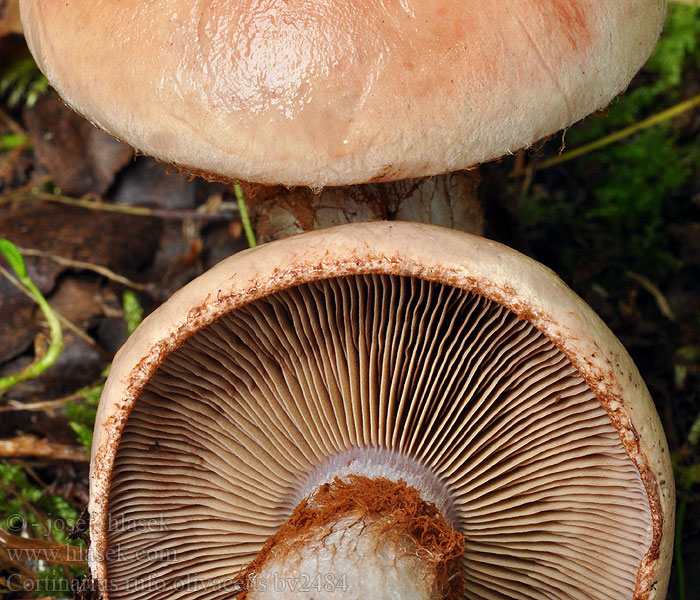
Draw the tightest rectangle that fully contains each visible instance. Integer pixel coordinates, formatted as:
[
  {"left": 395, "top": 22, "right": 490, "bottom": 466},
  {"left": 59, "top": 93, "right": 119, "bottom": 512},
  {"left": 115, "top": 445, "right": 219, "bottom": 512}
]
[{"left": 106, "top": 274, "right": 651, "bottom": 599}]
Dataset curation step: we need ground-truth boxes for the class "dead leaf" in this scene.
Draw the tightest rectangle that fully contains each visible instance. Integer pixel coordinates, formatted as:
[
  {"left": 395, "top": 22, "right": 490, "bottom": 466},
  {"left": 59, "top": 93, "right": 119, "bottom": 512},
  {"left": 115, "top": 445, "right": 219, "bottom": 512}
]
[
  {"left": 0, "top": 203, "right": 161, "bottom": 283},
  {"left": 47, "top": 277, "right": 105, "bottom": 328},
  {"left": 0, "top": 283, "right": 36, "bottom": 363},
  {"left": 0, "top": 0, "right": 20, "bottom": 37},
  {"left": 0, "top": 330, "right": 106, "bottom": 401},
  {"left": 0, "top": 203, "right": 160, "bottom": 366},
  {"left": 24, "top": 93, "right": 133, "bottom": 196}
]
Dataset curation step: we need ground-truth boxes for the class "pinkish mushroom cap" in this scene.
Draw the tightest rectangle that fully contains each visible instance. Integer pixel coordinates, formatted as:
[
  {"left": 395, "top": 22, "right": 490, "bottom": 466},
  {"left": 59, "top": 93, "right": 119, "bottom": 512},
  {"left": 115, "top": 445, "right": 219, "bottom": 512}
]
[{"left": 21, "top": 1, "right": 665, "bottom": 187}]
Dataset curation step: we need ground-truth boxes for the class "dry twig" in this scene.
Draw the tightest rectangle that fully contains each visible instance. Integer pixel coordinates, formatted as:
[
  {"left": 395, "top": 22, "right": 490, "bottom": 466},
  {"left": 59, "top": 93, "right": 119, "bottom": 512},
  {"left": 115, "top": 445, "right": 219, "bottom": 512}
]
[
  {"left": 0, "top": 529, "right": 87, "bottom": 566},
  {"left": 17, "top": 246, "right": 149, "bottom": 291},
  {"left": 0, "top": 189, "right": 239, "bottom": 221},
  {"left": 0, "top": 435, "right": 89, "bottom": 462}
]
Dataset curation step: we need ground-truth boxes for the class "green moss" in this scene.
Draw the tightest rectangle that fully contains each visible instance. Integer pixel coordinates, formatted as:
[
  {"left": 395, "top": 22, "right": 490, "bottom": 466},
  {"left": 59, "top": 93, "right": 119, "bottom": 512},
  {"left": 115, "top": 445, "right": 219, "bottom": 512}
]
[
  {"left": 0, "top": 463, "right": 81, "bottom": 543},
  {"left": 523, "top": 5, "right": 700, "bottom": 282},
  {"left": 0, "top": 463, "right": 87, "bottom": 596},
  {"left": 65, "top": 379, "right": 104, "bottom": 452},
  {"left": 122, "top": 290, "right": 144, "bottom": 336},
  {"left": 0, "top": 55, "right": 48, "bottom": 109},
  {"left": 569, "top": 4, "right": 700, "bottom": 144}
]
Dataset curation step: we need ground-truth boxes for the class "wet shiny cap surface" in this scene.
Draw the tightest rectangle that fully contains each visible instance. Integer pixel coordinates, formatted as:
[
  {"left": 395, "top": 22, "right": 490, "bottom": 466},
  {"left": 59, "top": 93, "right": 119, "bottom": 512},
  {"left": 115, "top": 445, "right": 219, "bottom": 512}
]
[{"left": 21, "top": 1, "right": 665, "bottom": 186}]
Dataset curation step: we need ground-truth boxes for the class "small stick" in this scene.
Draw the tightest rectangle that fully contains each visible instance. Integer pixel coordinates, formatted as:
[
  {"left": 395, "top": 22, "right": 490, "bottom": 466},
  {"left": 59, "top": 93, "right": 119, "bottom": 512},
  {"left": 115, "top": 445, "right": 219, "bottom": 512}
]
[
  {"left": 0, "top": 189, "right": 239, "bottom": 221},
  {"left": 537, "top": 93, "right": 700, "bottom": 171},
  {"left": 0, "top": 435, "right": 90, "bottom": 462},
  {"left": 17, "top": 247, "right": 149, "bottom": 291},
  {"left": 0, "top": 529, "right": 87, "bottom": 566}
]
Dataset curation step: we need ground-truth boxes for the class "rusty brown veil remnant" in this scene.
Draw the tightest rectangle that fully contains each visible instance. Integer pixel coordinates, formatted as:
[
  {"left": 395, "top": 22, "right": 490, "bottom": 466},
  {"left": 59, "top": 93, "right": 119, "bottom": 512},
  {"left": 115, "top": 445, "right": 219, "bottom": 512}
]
[{"left": 20, "top": 1, "right": 673, "bottom": 599}]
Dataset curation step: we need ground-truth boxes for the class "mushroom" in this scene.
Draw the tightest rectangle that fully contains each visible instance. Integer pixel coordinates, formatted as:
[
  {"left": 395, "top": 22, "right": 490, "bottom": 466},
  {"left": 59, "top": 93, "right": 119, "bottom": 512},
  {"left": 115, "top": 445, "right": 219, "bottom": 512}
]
[
  {"left": 19, "top": 0, "right": 666, "bottom": 187},
  {"left": 18, "top": 2, "right": 674, "bottom": 598},
  {"left": 88, "top": 222, "right": 673, "bottom": 599},
  {"left": 20, "top": 1, "right": 666, "bottom": 237}
]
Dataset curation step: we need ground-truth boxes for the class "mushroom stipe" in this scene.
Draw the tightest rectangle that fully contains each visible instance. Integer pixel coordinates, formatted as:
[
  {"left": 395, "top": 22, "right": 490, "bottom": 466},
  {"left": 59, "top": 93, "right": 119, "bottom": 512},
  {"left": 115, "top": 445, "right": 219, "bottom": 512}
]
[{"left": 237, "top": 476, "right": 465, "bottom": 599}]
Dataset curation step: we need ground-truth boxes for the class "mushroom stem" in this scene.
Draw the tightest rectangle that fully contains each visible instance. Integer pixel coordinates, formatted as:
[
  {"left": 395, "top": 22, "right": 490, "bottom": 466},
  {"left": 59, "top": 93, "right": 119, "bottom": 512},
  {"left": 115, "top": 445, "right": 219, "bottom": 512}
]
[
  {"left": 244, "top": 171, "right": 483, "bottom": 243},
  {"left": 240, "top": 476, "right": 465, "bottom": 600}
]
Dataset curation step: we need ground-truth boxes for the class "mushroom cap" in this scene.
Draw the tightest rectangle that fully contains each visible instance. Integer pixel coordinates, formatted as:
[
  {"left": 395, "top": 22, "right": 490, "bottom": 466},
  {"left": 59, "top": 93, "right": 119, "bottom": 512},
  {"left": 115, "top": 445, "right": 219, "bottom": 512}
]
[
  {"left": 21, "top": 1, "right": 665, "bottom": 187},
  {"left": 90, "top": 222, "right": 673, "bottom": 600}
]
